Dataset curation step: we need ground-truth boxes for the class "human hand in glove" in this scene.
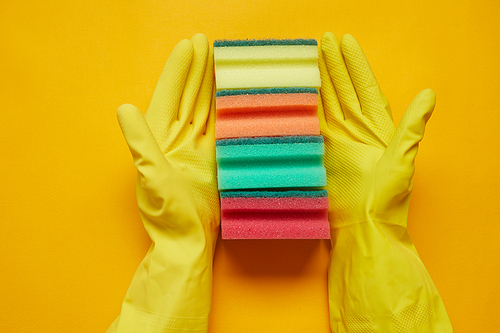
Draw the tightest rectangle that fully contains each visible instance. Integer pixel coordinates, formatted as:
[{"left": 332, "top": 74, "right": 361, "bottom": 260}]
[
  {"left": 318, "top": 32, "right": 452, "bottom": 333},
  {"left": 107, "top": 33, "right": 219, "bottom": 333}
]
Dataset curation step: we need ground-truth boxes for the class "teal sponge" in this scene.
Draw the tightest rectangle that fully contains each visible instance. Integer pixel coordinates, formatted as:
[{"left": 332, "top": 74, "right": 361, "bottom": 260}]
[{"left": 216, "top": 135, "right": 326, "bottom": 190}]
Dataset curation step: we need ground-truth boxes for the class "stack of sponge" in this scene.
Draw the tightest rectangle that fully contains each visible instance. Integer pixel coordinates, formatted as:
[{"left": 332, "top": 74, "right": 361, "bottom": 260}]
[{"left": 214, "top": 39, "right": 329, "bottom": 239}]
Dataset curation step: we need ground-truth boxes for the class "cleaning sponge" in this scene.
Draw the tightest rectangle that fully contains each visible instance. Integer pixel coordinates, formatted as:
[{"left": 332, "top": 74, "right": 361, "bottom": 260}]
[
  {"left": 215, "top": 88, "right": 320, "bottom": 139},
  {"left": 214, "top": 39, "right": 321, "bottom": 90},
  {"left": 214, "top": 38, "right": 329, "bottom": 240},
  {"left": 216, "top": 136, "right": 327, "bottom": 190},
  {"left": 220, "top": 190, "right": 330, "bottom": 239}
]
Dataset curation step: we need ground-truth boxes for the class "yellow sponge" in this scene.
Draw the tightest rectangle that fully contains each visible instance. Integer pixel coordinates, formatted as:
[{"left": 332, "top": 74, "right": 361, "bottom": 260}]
[{"left": 214, "top": 39, "right": 320, "bottom": 91}]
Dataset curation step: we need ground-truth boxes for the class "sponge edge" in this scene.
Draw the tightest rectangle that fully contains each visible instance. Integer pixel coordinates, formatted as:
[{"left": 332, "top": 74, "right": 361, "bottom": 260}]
[
  {"left": 216, "top": 87, "right": 318, "bottom": 96},
  {"left": 214, "top": 39, "right": 318, "bottom": 47},
  {"left": 220, "top": 190, "right": 328, "bottom": 198},
  {"left": 216, "top": 135, "right": 324, "bottom": 146},
  {"left": 221, "top": 192, "right": 330, "bottom": 239}
]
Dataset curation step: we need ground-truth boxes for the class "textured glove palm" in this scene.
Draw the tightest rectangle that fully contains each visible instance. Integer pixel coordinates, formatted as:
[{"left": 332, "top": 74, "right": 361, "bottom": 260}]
[
  {"left": 318, "top": 32, "right": 452, "bottom": 332},
  {"left": 108, "top": 33, "right": 219, "bottom": 333}
]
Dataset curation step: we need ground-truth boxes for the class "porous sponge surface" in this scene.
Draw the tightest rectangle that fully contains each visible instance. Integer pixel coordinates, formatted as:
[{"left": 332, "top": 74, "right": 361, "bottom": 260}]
[
  {"left": 214, "top": 39, "right": 318, "bottom": 47},
  {"left": 216, "top": 141, "right": 326, "bottom": 190},
  {"left": 221, "top": 196, "right": 329, "bottom": 211},
  {"left": 215, "top": 93, "right": 319, "bottom": 139},
  {"left": 222, "top": 219, "right": 330, "bottom": 239},
  {"left": 221, "top": 195, "right": 330, "bottom": 239},
  {"left": 221, "top": 196, "right": 329, "bottom": 239},
  {"left": 214, "top": 45, "right": 320, "bottom": 90},
  {"left": 216, "top": 93, "right": 318, "bottom": 109},
  {"left": 220, "top": 190, "right": 328, "bottom": 198},
  {"left": 216, "top": 87, "right": 318, "bottom": 97},
  {"left": 216, "top": 141, "right": 324, "bottom": 158},
  {"left": 216, "top": 135, "right": 323, "bottom": 146}
]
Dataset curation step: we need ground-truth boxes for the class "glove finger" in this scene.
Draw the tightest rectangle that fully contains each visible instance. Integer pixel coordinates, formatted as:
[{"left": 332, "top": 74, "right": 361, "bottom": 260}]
[
  {"left": 145, "top": 39, "right": 194, "bottom": 150},
  {"left": 341, "top": 34, "right": 395, "bottom": 144},
  {"left": 318, "top": 43, "right": 344, "bottom": 131},
  {"left": 118, "top": 104, "right": 173, "bottom": 187},
  {"left": 384, "top": 89, "right": 435, "bottom": 173},
  {"left": 320, "top": 33, "right": 387, "bottom": 149},
  {"left": 177, "top": 33, "right": 210, "bottom": 129},
  {"left": 321, "top": 32, "right": 362, "bottom": 121},
  {"left": 203, "top": 86, "right": 217, "bottom": 138},
  {"left": 192, "top": 39, "right": 214, "bottom": 137}
]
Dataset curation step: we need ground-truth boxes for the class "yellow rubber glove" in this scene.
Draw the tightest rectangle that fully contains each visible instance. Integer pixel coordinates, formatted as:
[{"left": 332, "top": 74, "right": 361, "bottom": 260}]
[
  {"left": 107, "top": 33, "right": 219, "bottom": 333},
  {"left": 318, "top": 32, "right": 453, "bottom": 333}
]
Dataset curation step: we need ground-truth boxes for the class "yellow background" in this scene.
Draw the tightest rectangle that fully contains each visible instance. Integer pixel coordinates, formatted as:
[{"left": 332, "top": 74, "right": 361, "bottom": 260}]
[{"left": 1, "top": 0, "right": 499, "bottom": 332}]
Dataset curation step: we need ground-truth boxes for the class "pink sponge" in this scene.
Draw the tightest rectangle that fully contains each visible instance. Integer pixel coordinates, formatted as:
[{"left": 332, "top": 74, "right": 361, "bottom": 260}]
[{"left": 221, "top": 191, "right": 330, "bottom": 239}]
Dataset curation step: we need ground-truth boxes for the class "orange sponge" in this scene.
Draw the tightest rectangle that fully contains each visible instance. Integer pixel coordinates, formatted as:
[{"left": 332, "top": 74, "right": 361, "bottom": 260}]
[{"left": 215, "top": 89, "right": 320, "bottom": 139}]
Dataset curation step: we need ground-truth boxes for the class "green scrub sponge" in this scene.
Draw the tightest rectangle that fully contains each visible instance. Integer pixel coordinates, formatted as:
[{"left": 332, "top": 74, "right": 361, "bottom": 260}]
[{"left": 216, "top": 136, "right": 327, "bottom": 190}]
